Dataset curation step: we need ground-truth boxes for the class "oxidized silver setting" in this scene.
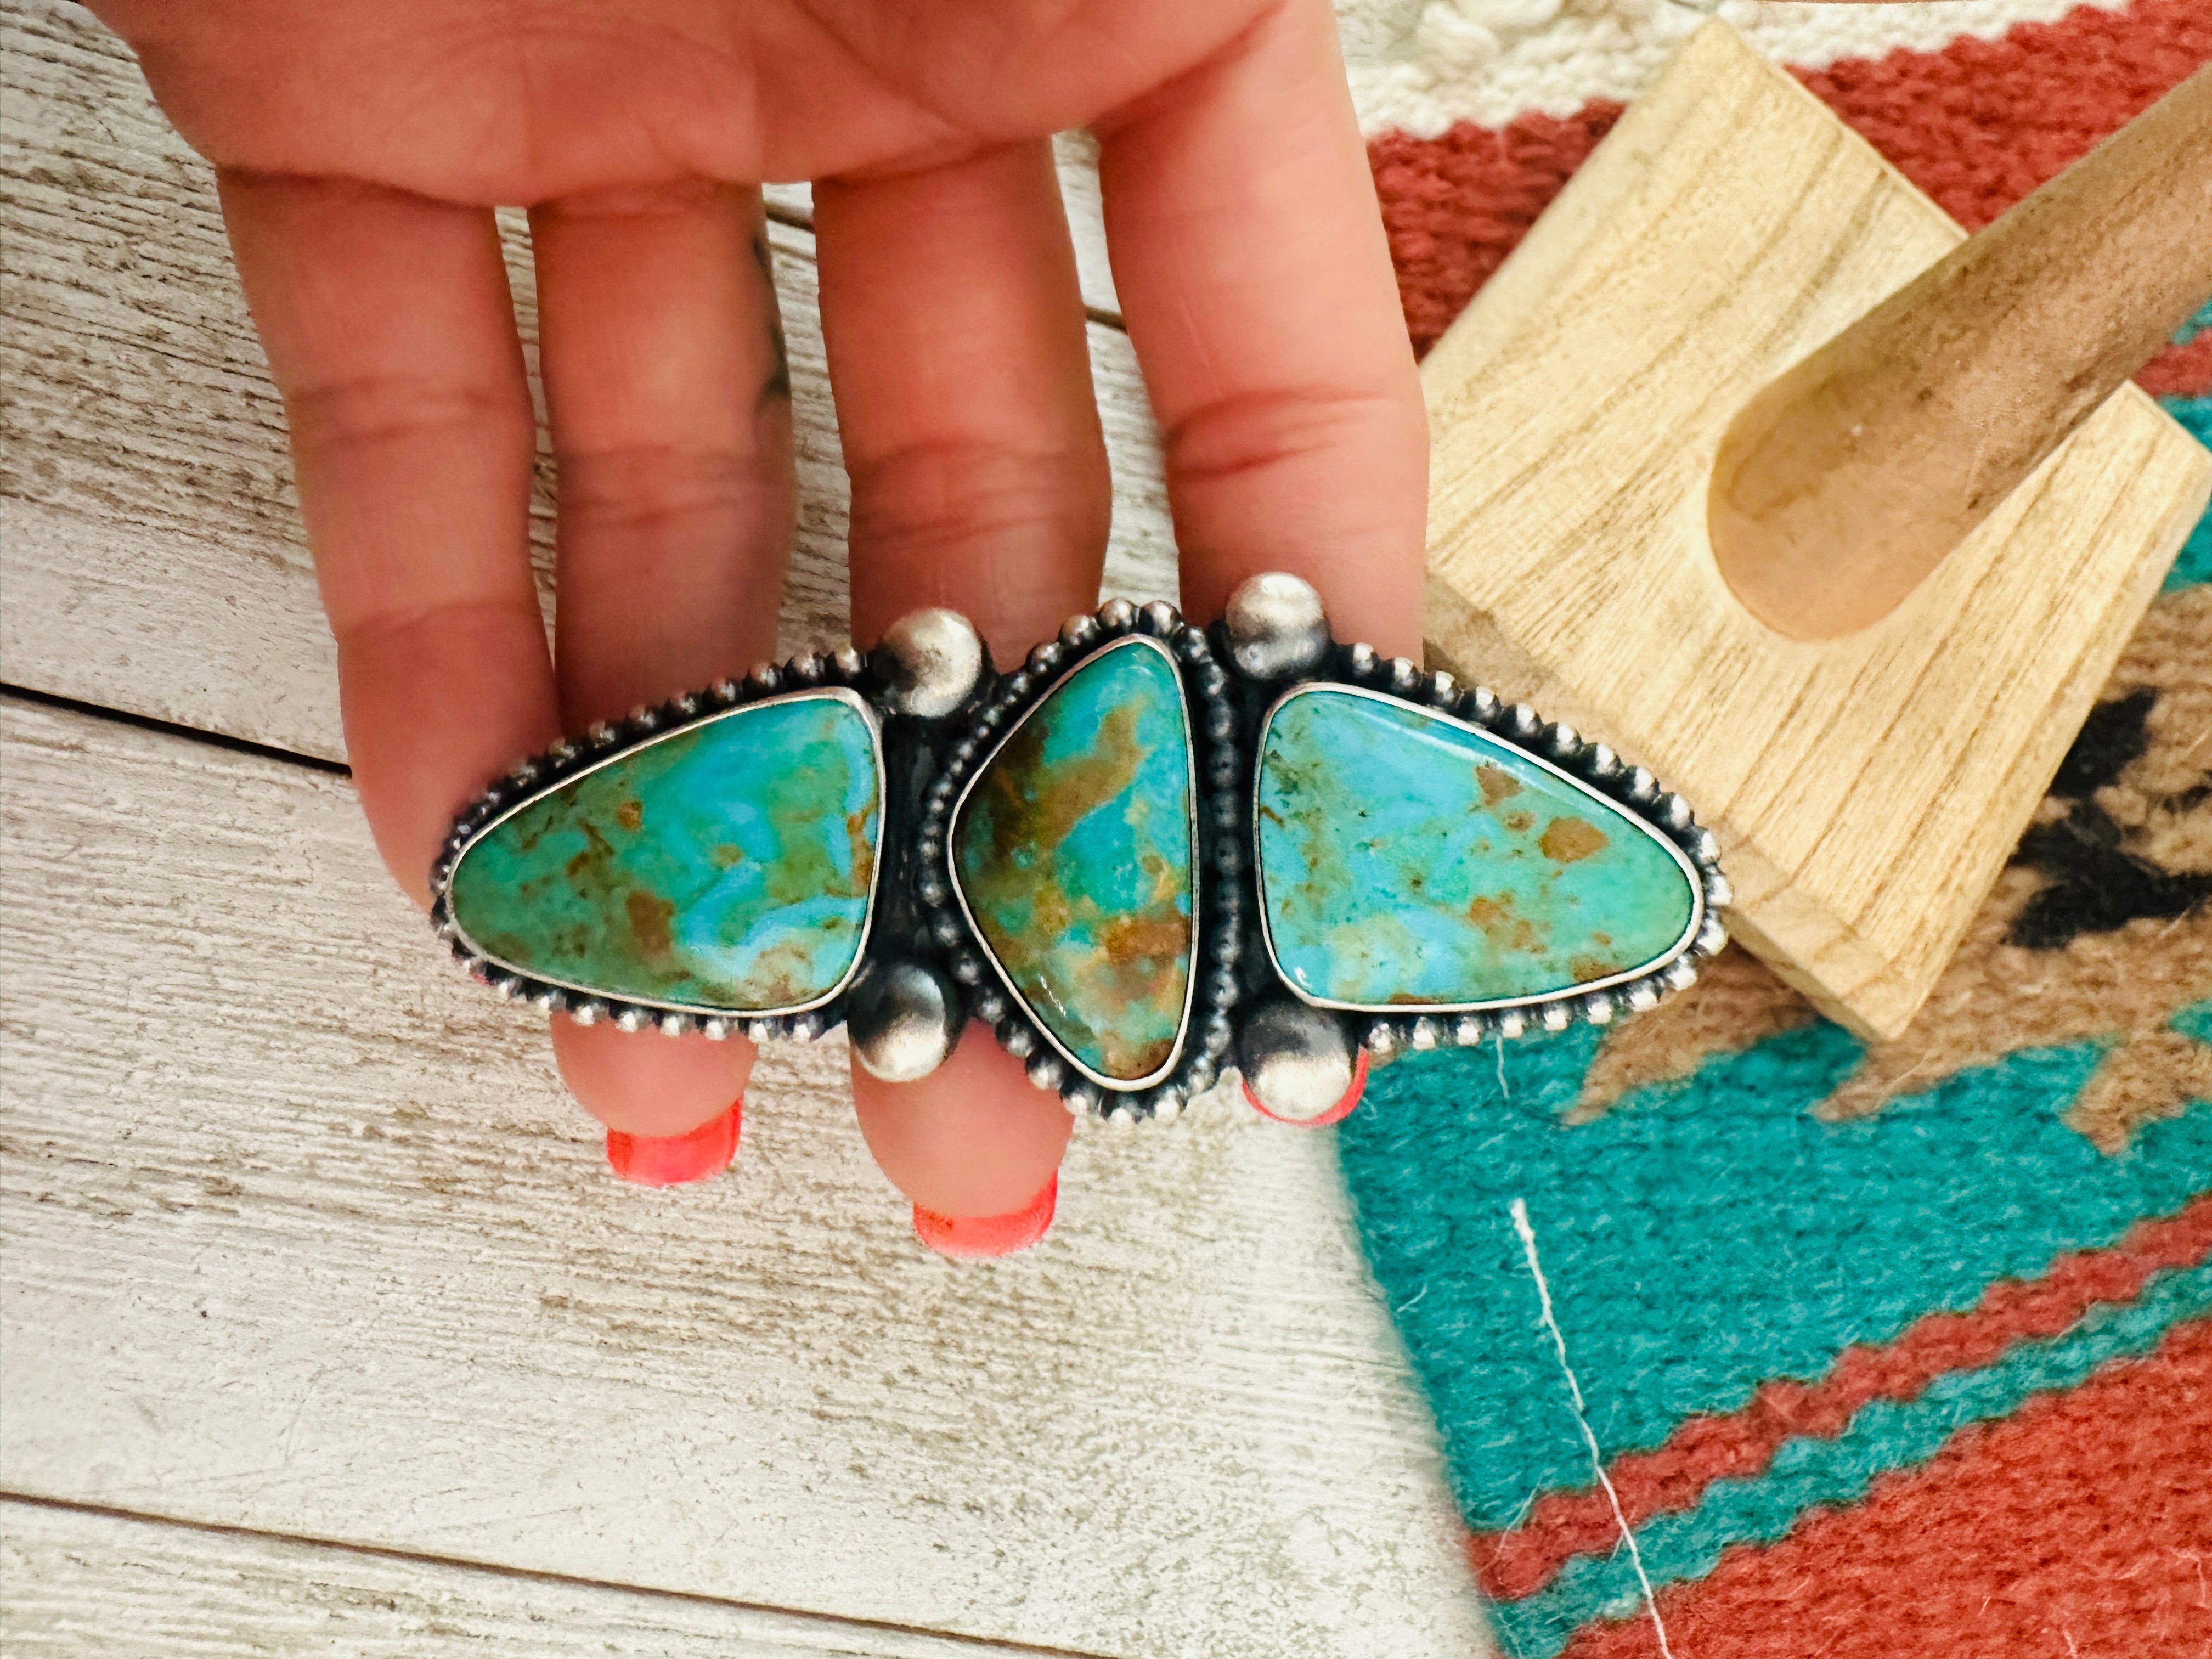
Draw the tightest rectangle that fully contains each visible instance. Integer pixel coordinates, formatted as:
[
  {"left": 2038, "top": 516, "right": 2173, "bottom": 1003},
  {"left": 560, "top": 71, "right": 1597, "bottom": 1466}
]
[
  {"left": 915, "top": 598, "right": 1244, "bottom": 1122},
  {"left": 430, "top": 668, "right": 888, "bottom": 1042},
  {"left": 428, "top": 573, "right": 1732, "bottom": 1127}
]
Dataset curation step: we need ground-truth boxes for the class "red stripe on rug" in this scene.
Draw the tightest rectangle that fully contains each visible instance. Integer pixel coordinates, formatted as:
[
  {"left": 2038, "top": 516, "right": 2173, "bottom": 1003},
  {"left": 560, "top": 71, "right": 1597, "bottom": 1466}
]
[
  {"left": 2139, "top": 330, "right": 2212, "bottom": 400},
  {"left": 1555, "top": 1315, "right": 2212, "bottom": 1659},
  {"left": 1469, "top": 1192, "right": 2212, "bottom": 1602},
  {"left": 1375, "top": 0, "right": 2212, "bottom": 360},
  {"left": 1370, "top": 103, "right": 1621, "bottom": 360}
]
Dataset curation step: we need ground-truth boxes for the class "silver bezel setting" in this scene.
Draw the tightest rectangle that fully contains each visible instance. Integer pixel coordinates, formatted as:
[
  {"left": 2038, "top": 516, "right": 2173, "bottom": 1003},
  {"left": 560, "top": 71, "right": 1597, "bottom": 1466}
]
[
  {"left": 426, "top": 575, "right": 1735, "bottom": 1122},
  {"left": 430, "top": 668, "right": 887, "bottom": 1042},
  {"left": 1243, "top": 651, "right": 1729, "bottom": 1060},
  {"left": 916, "top": 599, "right": 1244, "bottom": 1120}
]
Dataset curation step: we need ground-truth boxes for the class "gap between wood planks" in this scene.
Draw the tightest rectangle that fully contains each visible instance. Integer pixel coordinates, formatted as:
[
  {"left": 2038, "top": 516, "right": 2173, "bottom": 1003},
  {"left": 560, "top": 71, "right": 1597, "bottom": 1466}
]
[
  {"left": 0, "top": 1492, "right": 1113, "bottom": 1659},
  {"left": 0, "top": 682, "right": 352, "bottom": 777}
]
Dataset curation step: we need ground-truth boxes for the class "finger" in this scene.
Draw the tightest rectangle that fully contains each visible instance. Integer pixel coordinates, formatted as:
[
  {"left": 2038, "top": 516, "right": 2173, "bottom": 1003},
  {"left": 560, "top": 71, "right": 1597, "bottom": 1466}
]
[
  {"left": 1093, "top": 0, "right": 1427, "bottom": 657},
  {"left": 215, "top": 171, "right": 555, "bottom": 907},
  {"left": 528, "top": 179, "right": 798, "bottom": 1138},
  {"left": 814, "top": 140, "right": 1108, "bottom": 1219},
  {"left": 815, "top": 142, "right": 1109, "bottom": 658}
]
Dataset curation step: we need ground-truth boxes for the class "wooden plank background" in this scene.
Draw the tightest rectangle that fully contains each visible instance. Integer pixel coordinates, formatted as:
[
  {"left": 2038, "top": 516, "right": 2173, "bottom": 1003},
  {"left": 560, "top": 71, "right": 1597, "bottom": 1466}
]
[{"left": 0, "top": 4, "right": 1493, "bottom": 1655}]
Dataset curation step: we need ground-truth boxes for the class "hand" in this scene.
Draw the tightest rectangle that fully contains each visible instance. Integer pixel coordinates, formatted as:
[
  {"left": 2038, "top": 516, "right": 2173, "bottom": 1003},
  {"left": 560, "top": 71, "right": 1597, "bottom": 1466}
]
[{"left": 88, "top": 0, "right": 1427, "bottom": 1227}]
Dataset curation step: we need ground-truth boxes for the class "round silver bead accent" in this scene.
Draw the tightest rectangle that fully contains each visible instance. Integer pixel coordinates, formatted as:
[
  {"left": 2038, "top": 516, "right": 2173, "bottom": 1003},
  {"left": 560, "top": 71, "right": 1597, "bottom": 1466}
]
[
  {"left": 1238, "top": 1000, "right": 1357, "bottom": 1124},
  {"left": 1060, "top": 613, "right": 1100, "bottom": 650},
  {"left": 1026, "top": 1053, "right": 1065, "bottom": 1093},
  {"left": 1139, "top": 599, "right": 1179, "bottom": 635},
  {"left": 1097, "top": 598, "right": 1137, "bottom": 631},
  {"left": 873, "top": 607, "right": 986, "bottom": 720},
  {"left": 1222, "top": 571, "right": 1331, "bottom": 682}
]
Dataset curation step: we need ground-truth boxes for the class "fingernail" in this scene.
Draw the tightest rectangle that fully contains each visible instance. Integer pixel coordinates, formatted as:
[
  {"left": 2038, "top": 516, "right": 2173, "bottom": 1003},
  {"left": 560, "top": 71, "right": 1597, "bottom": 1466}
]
[
  {"left": 605, "top": 1099, "right": 742, "bottom": 1187},
  {"left": 913, "top": 1173, "right": 1058, "bottom": 1260},
  {"left": 1244, "top": 1048, "right": 1370, "bottom": 1129}
]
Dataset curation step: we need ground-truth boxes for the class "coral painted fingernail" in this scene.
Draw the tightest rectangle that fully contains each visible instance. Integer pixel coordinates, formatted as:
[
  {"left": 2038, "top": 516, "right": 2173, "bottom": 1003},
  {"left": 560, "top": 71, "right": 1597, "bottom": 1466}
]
[
  {"left": 913, "top": 1174, "right": 1058, "bottom": 1260},
  {"left": 1244, "top": 1047, "right": 1370, "bottom": 1129},
  {"left": 604, "top": 1099, "right": 742, "bottom": 1187}
]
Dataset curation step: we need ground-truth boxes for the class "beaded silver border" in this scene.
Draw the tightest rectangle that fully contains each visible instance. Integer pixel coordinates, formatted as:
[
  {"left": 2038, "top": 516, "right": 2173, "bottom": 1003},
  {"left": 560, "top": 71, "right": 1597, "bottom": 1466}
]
[
  {"left": 913, "top": 597, "right": 1245, "bottom": 1123},
  {"left": 428, "top": 650, "right": 883, "bottom": 1043},
  {"left": 1252, "top": 647, "right": 1731, "bottom": 1063}
]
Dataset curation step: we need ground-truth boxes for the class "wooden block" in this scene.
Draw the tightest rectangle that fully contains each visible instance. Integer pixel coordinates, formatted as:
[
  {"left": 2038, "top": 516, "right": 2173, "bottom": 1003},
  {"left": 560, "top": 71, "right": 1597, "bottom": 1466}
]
[{"left": 1420, "top": 20, "right": 2212, "bottom": 1041}]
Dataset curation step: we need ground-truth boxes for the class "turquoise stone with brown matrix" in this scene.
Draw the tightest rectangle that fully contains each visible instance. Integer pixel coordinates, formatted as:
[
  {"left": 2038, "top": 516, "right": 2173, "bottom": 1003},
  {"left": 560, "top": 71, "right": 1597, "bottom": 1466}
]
[
  {"left": 1255, "top": 687, "right": 1698, "bottom": 1009},
  {"left": 446, "top": 692, "right": 881, "bottom": 1012},
  {"left": 954, "top": 637, "right": 1195, "bottom": 1084}
]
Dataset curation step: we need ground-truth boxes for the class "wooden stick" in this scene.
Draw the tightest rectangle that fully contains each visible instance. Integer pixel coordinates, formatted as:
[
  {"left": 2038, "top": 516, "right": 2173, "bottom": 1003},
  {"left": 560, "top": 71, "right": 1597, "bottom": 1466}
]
[{"left": 1710, "top": 61, "right": 2212, "bottom": 641}]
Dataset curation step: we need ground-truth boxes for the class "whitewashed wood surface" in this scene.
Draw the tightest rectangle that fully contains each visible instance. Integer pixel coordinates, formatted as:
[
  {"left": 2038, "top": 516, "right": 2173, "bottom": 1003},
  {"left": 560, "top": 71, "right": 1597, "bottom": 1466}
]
[
  {"left": 3, "top": 1498, "right": 1046, "bottom": 1659},
  {"left": 0, "top": 4, "right": 1493, "bottom": 1655}
]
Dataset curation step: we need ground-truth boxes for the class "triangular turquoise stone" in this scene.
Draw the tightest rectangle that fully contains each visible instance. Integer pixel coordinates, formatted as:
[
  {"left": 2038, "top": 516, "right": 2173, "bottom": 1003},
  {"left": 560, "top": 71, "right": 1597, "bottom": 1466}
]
[
  {"left": 954, "top": 638, "right": 1194, "bottom": 1084},
  {"left": 447, "top": 693, "right": 881, "bottom": 1012},
  {"left": 1255, "top": 688, "right": 1697, "bottom": 1008}
]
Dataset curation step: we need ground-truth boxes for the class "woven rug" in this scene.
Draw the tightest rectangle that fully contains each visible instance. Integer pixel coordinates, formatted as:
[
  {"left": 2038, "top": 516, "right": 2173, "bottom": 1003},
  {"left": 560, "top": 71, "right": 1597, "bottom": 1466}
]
[{"left": 1334, "top": 2, "right": 2212, "bottom": 1653}]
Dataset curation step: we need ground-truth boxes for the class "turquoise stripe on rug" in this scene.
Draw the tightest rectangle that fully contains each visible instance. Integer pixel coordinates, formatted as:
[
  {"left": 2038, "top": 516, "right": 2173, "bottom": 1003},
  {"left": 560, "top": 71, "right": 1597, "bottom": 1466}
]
[
  {"left": 2161, "top": 393, "right": 2211, "bottom": 590},
  {"left": 1337, "top": 1028, "right": 2212, "bottom": 1531},
  {"left": 1491, "top": 1266, "right": 2212, "bottom": 1657}
]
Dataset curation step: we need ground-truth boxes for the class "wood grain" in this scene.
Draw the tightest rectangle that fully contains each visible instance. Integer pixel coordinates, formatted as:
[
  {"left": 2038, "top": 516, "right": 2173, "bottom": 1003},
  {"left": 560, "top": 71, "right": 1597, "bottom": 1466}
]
[
  {"left": 0, "top": 0, "right": 1166, "bottom": 766},
  {"left": 0, "top": 693, "right": 1491, "bottom": 1658},
  {"left": 0, "top": 1499, "right": 1052, "bottom": 1659},
  {"left": 1420, "top": 21, "right": 2212, "bottom": 1041},
  {"left": 1711, "top": 59, "right": 2212, "bottom": 640}
]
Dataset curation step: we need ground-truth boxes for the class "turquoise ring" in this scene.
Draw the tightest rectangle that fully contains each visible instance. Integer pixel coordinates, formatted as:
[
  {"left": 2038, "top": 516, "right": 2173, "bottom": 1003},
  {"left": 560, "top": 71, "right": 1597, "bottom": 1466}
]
[{"left": 430, "top": 574, "right": 1728, "bottom": 1124}]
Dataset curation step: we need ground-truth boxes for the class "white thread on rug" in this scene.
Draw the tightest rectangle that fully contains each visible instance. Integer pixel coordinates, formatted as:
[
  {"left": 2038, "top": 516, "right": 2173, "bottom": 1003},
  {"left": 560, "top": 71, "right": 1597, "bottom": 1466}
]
[
  {"left": 1495, "top": 1028, "right": 1511, "bottom": 1099},
  {"left": 1509, "top": 1197, "right": 1677, "bottom": 1659}
]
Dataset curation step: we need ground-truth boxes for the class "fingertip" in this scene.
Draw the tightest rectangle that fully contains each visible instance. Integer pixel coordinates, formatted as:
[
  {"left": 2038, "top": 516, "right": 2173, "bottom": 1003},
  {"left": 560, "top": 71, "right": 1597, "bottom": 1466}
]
[
  {"left": 551, "top": 1013, "right": 757, "bottom": 1138},
  {"left": 913, "top": 1173, "right": 1057, "bottom": 1259},
  {"left": 606, "top": 1100, "right": 742, "bottom": 1187},
  {"left": 852, "top": 1025, "right": 1073, "bottom": 1218}
]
